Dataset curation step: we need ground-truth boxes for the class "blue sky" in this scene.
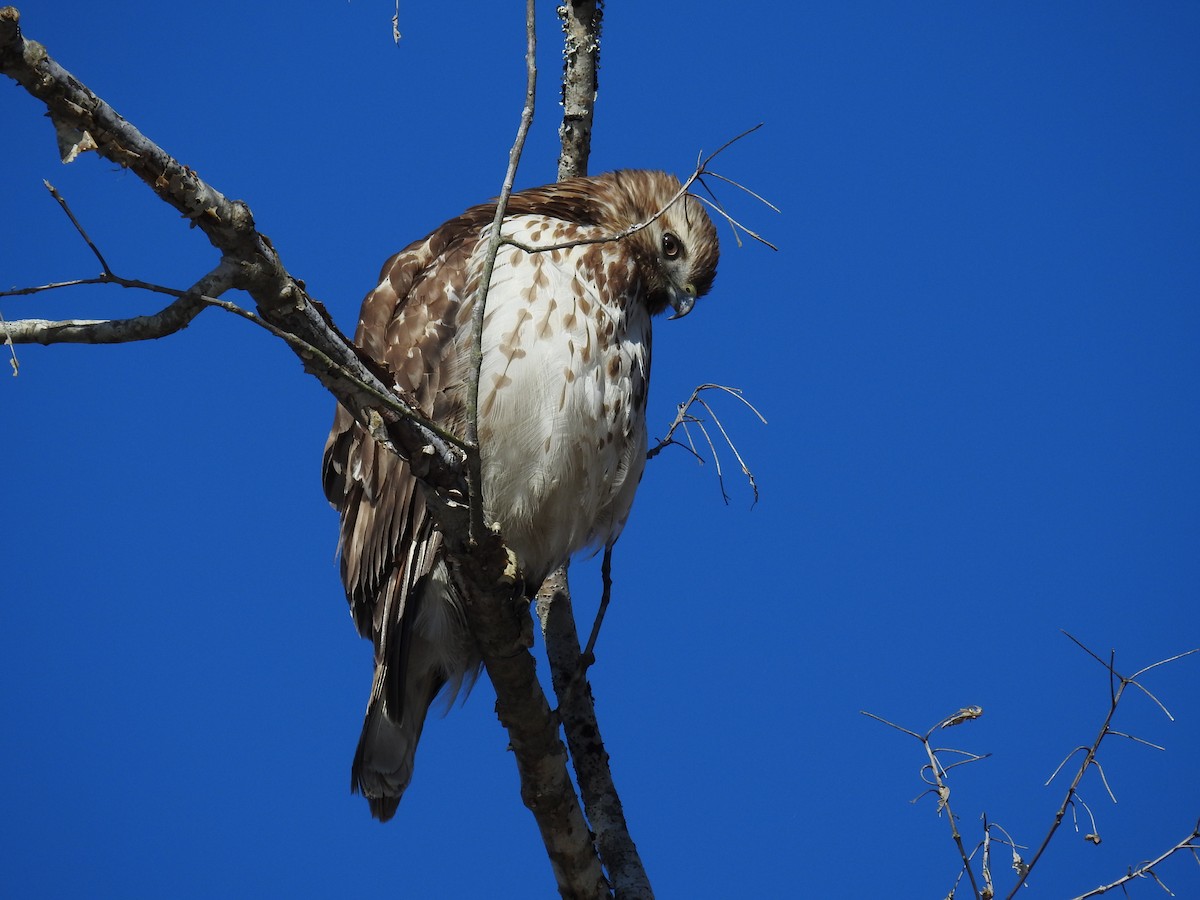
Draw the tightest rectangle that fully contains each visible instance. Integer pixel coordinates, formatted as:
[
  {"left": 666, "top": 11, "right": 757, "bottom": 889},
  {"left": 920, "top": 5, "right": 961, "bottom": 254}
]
[{"left": 3, "top": 2, "right": 1198, "bottom": 897}]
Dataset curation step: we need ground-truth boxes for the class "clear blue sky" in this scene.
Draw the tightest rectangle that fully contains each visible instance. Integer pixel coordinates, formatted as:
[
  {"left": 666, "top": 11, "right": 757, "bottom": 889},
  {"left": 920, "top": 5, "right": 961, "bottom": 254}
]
[{"left": 3, "top": 2, "right": 1198, "bottom": 897}]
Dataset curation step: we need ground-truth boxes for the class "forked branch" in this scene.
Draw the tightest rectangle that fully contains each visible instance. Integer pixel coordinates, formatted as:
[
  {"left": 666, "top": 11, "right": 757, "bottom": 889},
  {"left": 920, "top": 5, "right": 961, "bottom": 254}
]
[
  {"left": 649, "top": 383, "right": 767, "bottom": 505},
  {"left": 1007, "top": 635, "right": 1199, "bottom": 898},
  {"left": 864, "top": 635, "right": 1199, "bottom": 900}
]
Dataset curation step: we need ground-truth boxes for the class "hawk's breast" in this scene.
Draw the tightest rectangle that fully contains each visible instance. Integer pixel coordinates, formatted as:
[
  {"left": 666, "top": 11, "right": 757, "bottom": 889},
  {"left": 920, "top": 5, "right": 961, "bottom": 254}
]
[{"left": 471, "top": 215, "right": 652, "bottom": 585}]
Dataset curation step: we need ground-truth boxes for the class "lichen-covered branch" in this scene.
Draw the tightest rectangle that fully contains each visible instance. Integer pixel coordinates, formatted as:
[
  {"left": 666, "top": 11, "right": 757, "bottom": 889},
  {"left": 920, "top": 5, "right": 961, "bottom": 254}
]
[{"left": 557, "top": 0, "right": 602, "bottom": 181}]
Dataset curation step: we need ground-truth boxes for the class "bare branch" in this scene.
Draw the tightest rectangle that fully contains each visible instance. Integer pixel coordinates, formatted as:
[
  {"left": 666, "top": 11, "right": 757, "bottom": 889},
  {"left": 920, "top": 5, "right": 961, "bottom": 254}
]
[
  {"left": 1107, "top": 730, "right": 1167, "bottom": 752},
  {"left": 1131, "top": 648, "right": 1200, "bottom": 680},
  {"left": 862, "top": 705, "right": 987, "bottom": 897},
  {"left": 557, "top": 0, "right": 602, "bottom": 181},
  {"left": 1006, "top": 636, "right": 1199, "bottom": 898},
  {"left": 579, "top": 545, "right": 613, "bottom": 671},
  {"left": 647, "top": 383, "right": 765, "bottom": 506},
  {"left": 1, "top": 262, "right": 231, "bottom": 345},
  {"left": 505, "top": 124, "right": 773, "bottom": 257},
  {"left": 859, "top": 709, "right": 925, "bottom": 742},
  {"left": 537, "top": 569, "right": 651, "bottom": 900},
  {"left": 691, "top": 180, "right": 780, "bottom": 251},
  {"left": 43, "top": 180, "right": 113, "bottom": 275},
  {"left": 699, "top": 170, "right": 781, "bottom": 214},
  {"left": 3, "top": 9, "right": 610, "bottom": 894},
  {"left": 466, "top": 0, "right": 539, "bottom": 546},
  {"left": 1070, "top": 824, "right": 1200, "bottom": 900}
]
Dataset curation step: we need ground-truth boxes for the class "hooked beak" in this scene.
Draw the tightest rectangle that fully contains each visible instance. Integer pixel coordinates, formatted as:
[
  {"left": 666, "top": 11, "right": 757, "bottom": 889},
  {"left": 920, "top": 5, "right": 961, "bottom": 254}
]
[{"left": 667, "top": 283, "right": 697, "bottom": 320}]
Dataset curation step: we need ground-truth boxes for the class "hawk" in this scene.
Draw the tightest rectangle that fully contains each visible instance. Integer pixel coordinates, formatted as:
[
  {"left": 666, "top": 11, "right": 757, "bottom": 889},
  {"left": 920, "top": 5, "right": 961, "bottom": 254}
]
[{"left": 322, "top": 169, "right": 719, "bottom": 820}]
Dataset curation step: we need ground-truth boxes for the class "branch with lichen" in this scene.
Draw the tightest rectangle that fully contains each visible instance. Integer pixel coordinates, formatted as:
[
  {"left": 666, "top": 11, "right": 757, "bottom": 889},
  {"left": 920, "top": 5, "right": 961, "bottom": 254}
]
[{"left": 557, "top": 0, "right": 602, "bottom": 181}]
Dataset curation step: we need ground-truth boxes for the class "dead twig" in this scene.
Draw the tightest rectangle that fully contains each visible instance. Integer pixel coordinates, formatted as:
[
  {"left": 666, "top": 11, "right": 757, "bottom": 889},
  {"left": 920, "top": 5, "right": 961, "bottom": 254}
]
[
  {"left": 504, "top": 123, "right": 779, "bottom": 256},
  {"left": 1004, "top": 635, "right": 1198, "bottom": 898},
  {"left": 1070, "top": 820, "right": 1200, "bottom": 900},
  {"left": 648, "top": 383, "right": 766, "bottom": 505},
  {"left": 862, "top": 706, "right": 990, "bottom": 899}
]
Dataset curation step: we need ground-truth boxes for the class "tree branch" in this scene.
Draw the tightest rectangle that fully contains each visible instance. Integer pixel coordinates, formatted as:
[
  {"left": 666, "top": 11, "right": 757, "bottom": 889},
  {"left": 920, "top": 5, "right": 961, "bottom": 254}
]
[
  {"left": 557, "top": 0, "right": 602, "bottom": 181},
  {"left": 545, "top": 2, "right": 655, "bottom": 896},
  {"left": 2, "top": 6, "right": 607, "bottom": 895},
  {"left": 0, "top": 260, "right": 227, "bottom": 344},
  {"left": 1070, "top": 821, "right": 1200, "bottom": 900},
  {"left": 537, "top": 569, "right": 652, "bottom": 899},
  {"left": 1, "top": 6, "right": 467, "bottom": 525}
]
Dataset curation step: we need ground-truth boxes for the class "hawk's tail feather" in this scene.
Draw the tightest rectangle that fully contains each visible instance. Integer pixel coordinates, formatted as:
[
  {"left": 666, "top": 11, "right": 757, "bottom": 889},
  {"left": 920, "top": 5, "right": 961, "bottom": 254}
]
[{"left": 351, "top": 659, "right": 445, "bottom": 822}]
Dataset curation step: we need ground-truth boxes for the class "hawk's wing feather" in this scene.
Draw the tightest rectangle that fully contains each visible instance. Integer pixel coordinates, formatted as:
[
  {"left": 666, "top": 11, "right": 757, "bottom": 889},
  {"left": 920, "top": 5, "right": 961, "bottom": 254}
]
[
  {"left": 321, "top": 211, "right": 482, "bottom": 642},
  {"left": 322, "top": 189, "right": 609, "bottom": 647}
]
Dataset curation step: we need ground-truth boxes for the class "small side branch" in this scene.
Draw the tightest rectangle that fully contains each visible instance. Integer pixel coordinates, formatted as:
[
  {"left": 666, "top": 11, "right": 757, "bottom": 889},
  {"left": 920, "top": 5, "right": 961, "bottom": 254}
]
[
  {"left": 465, "top": 0, "right": 538, "bottom": 543},
  {"left": 1006, "top": 637, "right": 1198, "bottom": 898},
  {"left": 1, "top": 261, "right": 233, "bottom": 346},
  {"left": 1070, "top": 821, "right": 1200, "bottom": 900},
  {"left": 649, "top": 383, "right": 766, "bottom": 505},
  {"left": 862, "top": 706, "right": 989, "bottom": 899}
]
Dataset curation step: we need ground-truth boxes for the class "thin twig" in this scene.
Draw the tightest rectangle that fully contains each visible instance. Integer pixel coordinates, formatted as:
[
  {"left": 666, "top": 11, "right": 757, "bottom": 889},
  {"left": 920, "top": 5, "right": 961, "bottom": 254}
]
[
  {"left": 647, "top": 383, "right": 766, "bottom": 505},
  {"left": 43, "top": 180, "right": 113, "bottom": 276},
  {"left": 465, "top": 0, "right": 538, "bottom": 546},
  {"left": 694, "top": 394, "right": 760, "bottom": 504},
  {"left": 503, "top": 124, "right": 775, "bottom": 257},
  {"left": 699, "top": 170, "right": 781, "bottom": 213},
  {"left": 580, "top": 545, "right": 613, "bottom": 671},
  {"left": 1005, "top": 636, "right": 1199, "bottom": 898},
  {"left": 691, "top": 186, "right": 779, "bottom": 251},
  {"left": 1070, "top": 823, "right": 1200, "bottom": 899}
]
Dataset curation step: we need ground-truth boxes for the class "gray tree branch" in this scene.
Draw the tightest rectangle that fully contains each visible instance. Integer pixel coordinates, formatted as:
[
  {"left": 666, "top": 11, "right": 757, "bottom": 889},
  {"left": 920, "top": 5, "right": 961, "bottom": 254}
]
[
  {"left": 1, "top": 6, "right": 607, "bottom": 897},
  {"left": 557, "top": 0, "right": 602, "bottom": 181},
  {"left": 547, "top": 2, "right": 655, "bottom": 897},
  {"left": 538, "top": 570, "right": 652, "bottom": 900}
]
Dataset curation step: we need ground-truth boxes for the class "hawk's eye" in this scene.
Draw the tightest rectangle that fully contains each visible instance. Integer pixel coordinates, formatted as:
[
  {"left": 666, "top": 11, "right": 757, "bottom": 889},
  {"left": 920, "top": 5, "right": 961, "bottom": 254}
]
[{"left": 662, "top": 232, "right": 682, "bottom": 260}]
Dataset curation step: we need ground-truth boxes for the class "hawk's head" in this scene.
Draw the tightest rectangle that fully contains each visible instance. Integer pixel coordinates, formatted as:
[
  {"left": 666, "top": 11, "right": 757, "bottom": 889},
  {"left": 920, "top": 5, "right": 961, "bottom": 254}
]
[
  {"left": 643, "top": 188, "right": 720, "bottom": 319},
  {"left": 576, "top": 170, "right": 719, "bottom": 319},
  {"left": 501, "top": 169, "right": 720, "bottom": 319}
]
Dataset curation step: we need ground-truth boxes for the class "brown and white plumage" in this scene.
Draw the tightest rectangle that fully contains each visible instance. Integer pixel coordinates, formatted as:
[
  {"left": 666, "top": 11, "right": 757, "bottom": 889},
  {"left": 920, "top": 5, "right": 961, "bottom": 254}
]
[{"left": 322, "top": 170, "right": 718, "bottom": 820}]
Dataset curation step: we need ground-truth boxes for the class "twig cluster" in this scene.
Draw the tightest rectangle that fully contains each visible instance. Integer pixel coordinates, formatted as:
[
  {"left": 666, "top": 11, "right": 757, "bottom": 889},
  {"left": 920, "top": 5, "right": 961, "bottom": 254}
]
[
  {"left": 863, "top": 634, "right": 1199, "bottom": 900},
  {"left": 648, "top": 383, "right": 767, "bottom": 505}
]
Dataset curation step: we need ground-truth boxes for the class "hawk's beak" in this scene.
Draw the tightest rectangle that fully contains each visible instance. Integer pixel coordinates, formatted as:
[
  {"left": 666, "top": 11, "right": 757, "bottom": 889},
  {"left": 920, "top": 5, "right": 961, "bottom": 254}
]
[{"left": 667, "top": 283, "right": 697, "bottom": 320}]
